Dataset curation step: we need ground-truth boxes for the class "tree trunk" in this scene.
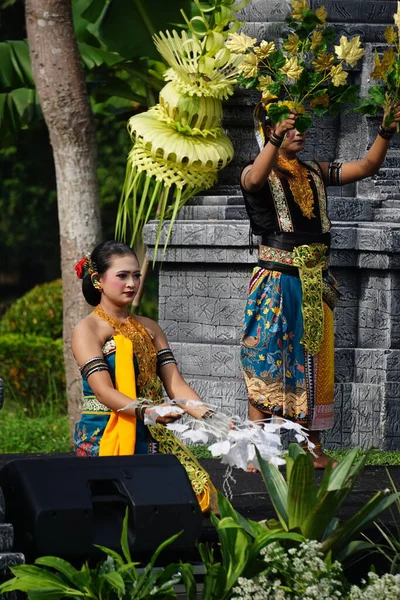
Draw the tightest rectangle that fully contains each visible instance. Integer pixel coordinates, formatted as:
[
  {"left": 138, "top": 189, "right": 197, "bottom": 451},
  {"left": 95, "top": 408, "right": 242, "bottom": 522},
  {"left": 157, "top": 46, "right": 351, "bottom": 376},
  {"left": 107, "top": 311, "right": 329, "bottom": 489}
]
[{"left": 25, "top": 0, "right": 102, "bottom": 438}]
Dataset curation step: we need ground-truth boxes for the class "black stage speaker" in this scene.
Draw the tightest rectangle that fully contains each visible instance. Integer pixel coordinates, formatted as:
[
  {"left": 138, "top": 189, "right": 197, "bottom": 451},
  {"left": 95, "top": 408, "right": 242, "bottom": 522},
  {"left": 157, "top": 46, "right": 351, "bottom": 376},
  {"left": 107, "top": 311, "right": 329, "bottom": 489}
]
[{"left": 0, "top": 454, "right": 203, "bottom": 561}]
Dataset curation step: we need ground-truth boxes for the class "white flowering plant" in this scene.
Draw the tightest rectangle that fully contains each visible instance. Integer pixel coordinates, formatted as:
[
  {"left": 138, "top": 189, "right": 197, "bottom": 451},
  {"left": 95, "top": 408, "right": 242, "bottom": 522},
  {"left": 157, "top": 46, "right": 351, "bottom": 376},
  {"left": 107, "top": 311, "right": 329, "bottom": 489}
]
[
  {"left": 227, "top": 0, "right": 364, "bottom": 132},
  {"left": 357, "top": 2, "right": 400, "bottom": 132}
]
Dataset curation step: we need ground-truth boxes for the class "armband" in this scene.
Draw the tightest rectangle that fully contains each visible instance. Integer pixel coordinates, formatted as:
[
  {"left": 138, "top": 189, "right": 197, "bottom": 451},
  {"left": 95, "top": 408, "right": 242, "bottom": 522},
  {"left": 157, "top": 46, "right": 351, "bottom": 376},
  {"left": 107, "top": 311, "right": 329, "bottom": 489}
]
[
  {"left": 80, "top": 357, "right": 109, "bottom": 379},
  {"left": 327, "top": 161, "right": 343, "bottom": 186},
  {"left": 157, "top": 348, "right": 177, "bottom": 371}
]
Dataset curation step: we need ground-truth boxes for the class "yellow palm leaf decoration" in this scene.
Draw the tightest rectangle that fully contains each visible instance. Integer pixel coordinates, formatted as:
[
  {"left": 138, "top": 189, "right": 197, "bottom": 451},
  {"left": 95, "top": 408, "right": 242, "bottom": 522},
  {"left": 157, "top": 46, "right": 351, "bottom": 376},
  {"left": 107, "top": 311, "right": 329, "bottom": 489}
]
[{"left": 116, "top": 0, "right": 251, "bottom": 256}]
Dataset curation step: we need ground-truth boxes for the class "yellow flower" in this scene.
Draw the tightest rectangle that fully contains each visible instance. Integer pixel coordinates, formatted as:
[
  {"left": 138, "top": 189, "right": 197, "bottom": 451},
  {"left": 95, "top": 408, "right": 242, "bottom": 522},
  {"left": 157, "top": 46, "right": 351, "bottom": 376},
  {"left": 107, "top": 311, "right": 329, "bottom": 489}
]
[
  {"left": 330, "top": 63, "right": 348, "bottom": 87},
  {"left": 291, "top": 0, "right": 309, "bottom": 21},
  {"left": 371, "top": 53, "right": 386, "bottom": 80},
  {"left": 257, "top": 75, "right": 274, "bottom": 91},
  {"left": 310, "top": 93, "right": 329, "bottom": 108},
  {"left": 276, "top": 100, "right": 305, "bottom": 114},
  {"left": 256, "top": 314, "right": 261, "bottom": 321},
  {"left": 226, "top": 32, "right": 257, "bottom": 54},
  {"left": 284, "top": 33, "right": 300, "bottom": 55},
  {"left": 259, "top": 354, "right": 265, "bottom": 360},
  {"left": 312, "top": 52, "right": 335, "bottom": 72},
  {"left": 311, "top": 29, "right": 324, "bottom": 52},
  {"left": 395, "top": 2, "right": 400, "bottom": 28},
  {"left": 334, "top": 35, "right": 365, "bottom": 68},
  {"left": 315, "top": 5, "right": 327, "bottom": 25},
  {"left": 286, "top": 370, "right": 292, "bottom": 378},
  {"left": 276, "top": 359, "right": 282, "bottom": 367},
  {"left": 241, "top": 53, "right": 259, "bottom": 78},
  {"left": 271, "top": 306, "right": 281, "bottom": 315},
  {"left": 384, "top": 26, "right": 397, "bottom": 45},
  {"left": 261, "top": 90, "right": 279, "bottom": 105},
  {"left": 280, "top": 56, "right": 304, "bottom": 80},
  {"left": 254, "top": 40, "right": 276, "bottom": 59},
  {"left": 283, "top": 333, "right": 288, "bottom": 340},
  {"left": 382, "top": 47, "right": 396, "bottom": 72},
  {"left": 247, "top": 309, "right": 253, "bottom": 316},
  {"left": 256, "top": 299, "right": 262, "bottom": 305}
]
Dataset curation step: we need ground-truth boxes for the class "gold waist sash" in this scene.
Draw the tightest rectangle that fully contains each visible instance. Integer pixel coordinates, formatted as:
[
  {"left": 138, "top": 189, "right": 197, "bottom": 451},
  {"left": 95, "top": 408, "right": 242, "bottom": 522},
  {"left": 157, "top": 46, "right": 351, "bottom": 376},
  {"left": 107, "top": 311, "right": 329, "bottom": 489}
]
[{"left": 258, "top": 243, "right": 329, "bottom": 356}]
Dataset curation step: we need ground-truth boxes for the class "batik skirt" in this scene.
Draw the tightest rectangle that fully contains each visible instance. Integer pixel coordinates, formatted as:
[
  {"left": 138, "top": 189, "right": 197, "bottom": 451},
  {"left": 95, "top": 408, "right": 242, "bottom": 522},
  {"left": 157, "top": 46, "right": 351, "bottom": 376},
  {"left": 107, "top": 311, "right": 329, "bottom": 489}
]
[{"left": 241, "top": 267, "right": 339, "bottom": 430}]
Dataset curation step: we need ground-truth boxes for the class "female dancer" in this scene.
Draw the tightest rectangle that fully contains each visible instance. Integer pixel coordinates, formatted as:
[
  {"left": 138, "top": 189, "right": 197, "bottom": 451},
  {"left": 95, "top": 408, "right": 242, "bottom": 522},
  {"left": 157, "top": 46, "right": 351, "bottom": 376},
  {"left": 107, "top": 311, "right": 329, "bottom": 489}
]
[
  {"left": 73, "top": 240, "right": 214, "bottom": 510},
  {"left": 240, "top": 106, "right": 400, "bottom": 468}
]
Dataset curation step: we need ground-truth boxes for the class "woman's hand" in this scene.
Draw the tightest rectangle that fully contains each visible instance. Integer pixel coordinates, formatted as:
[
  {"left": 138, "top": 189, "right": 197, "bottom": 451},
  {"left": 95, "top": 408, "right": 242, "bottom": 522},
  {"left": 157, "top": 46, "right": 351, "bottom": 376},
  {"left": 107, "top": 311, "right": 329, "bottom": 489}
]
[
  {"left": 144, "top": 403, "right": 182, "bottom": 425},
  {"left": 383, "top": 101, "right": 400, "bottom": 130},
  {"left": 274, "top": 110, "right": 297, "bottom": 138}
]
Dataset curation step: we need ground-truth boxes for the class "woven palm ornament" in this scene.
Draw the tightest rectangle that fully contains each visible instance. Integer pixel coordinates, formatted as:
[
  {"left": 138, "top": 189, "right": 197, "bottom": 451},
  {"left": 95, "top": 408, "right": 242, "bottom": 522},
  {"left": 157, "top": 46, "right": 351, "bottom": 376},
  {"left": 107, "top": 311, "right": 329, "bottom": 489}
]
[{"left": 116, "top": 0, "right": 251, "bottom": 256}]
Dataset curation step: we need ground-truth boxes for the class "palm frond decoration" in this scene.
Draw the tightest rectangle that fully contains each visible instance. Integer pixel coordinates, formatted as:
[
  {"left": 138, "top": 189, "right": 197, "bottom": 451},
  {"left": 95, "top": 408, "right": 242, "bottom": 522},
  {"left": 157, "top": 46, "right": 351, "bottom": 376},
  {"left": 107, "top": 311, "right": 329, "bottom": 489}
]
[{"left": 116, "top": 0, "right": 252, "bottom": 257}]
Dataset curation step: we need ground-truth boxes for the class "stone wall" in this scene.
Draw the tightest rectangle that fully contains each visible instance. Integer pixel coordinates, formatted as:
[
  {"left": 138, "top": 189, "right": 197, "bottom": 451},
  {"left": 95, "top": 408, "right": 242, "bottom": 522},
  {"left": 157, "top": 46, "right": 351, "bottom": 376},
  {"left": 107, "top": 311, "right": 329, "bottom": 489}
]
[{"left": 145, "top": 0, "right": 400, "bottom": 450}]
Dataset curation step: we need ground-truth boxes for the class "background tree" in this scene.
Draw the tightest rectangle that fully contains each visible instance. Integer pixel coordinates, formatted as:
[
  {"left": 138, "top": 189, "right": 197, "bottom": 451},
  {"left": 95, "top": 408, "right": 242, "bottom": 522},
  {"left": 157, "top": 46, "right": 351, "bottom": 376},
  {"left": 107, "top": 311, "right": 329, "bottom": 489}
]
[{"left": 25, "top": 0, "right": 102, "bottom": 430}]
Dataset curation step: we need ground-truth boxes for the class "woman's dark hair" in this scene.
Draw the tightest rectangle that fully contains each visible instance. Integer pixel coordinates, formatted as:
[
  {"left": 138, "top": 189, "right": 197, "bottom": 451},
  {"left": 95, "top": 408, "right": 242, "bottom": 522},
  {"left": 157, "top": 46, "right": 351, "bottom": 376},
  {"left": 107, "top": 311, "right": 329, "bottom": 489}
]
[{"left": 82, "top": 240, "right": 137, "bottom": 306}]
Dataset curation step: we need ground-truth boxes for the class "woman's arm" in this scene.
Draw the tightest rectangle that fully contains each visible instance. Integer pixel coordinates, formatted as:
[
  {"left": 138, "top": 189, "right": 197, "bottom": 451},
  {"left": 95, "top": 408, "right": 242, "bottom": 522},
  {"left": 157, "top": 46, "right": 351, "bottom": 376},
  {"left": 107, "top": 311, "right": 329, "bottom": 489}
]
[
  {"left": 138, "top": 316, "right": 210, "bottom": 419},
  {"left": 241, "top": 112, "right": 298, "bottom": 193},
  {"left": 320, "top": 107, "right": 400, "bottom": 185},
  {"left": 71, "top": 320, "right": 179, "bottom": 424}
]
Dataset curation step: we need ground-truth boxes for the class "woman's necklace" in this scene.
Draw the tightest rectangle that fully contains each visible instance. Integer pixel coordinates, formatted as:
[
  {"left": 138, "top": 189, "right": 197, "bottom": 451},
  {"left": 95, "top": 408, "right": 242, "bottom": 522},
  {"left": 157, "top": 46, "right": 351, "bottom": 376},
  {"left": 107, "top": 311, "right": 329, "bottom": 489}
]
[
  {"left": 93, "top": 304, "right": 157, "bottom": 389},
  {"left": 277, "top": 155, "right": 315, "bottom": 219}
]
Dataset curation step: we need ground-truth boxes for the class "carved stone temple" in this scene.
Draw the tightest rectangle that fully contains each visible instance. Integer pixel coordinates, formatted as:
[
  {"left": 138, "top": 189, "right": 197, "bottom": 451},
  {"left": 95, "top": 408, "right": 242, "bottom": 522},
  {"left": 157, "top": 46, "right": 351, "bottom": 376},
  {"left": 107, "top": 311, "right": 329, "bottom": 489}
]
[{"left": 145, "top": 0, "right": 400, "bottom": 450}]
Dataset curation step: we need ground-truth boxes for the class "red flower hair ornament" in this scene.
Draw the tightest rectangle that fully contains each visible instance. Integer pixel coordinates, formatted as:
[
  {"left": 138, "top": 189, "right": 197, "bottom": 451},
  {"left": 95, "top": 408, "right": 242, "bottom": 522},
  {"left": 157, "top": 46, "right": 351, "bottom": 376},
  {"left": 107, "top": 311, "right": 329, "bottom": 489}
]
[{"left": 74, "top": 255, "right": 95, "bottom": 279}]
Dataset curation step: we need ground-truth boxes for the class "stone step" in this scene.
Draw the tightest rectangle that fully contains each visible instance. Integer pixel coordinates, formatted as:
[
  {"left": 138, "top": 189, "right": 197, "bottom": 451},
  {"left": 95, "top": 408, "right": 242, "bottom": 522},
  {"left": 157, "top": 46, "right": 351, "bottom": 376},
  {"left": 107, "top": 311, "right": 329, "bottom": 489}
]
[
  {"left": 178, "top": 204, "right": 247, "bottom": 221},
  {"left": 372, "top": 208, "right": 400, "bottom": 222},
  {"left": 381, "top": 199, "right": 400, "bottom": 208}
]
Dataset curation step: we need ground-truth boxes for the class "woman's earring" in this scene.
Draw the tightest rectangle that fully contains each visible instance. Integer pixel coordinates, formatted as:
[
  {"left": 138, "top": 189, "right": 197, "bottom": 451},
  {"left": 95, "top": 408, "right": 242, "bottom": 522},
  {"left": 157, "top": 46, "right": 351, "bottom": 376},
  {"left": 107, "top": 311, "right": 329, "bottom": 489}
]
[{"left": 93, "top": 279, "right": 102, "bottom": 291}]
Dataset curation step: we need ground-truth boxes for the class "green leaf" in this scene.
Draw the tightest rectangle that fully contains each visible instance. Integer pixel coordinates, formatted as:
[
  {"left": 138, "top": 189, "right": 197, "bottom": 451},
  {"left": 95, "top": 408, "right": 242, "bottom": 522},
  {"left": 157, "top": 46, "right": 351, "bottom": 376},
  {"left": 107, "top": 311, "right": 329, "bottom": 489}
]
[
  {"left": 255, "top": 447, "right": 289, "bottom": 529},
  {"left": 34, "top": 557, "right": 78, "bottom": 583},
  {"left": 302, "top": 488, "right": 350, "bottom": 540},
  {"left": 120, "top": 507, "right": 132, "bottom": 563},
  {"left": 268, "top": 49, "right": 286, "bottom": 71},
  {"left": 177, "top": 563, "right": 197, "bottom": 600},
  {"left": 293, "top": 113, "right": 312, "bottom": 133},
  {"left": 267, "top": 103, "right": 290, "bottom": 125},
  {"left": 287, "top": 452, "right": 317, "bottom": 531},
  {"left": 100, "top": 571, "right": 125, "bottom": 597},
  {"left": 94, "top": 544, "right": 125, "bottom": 566},
  {"left": 202, "top": 562, "right": 226, "bottom": 600},
  {"left": 322, "top": 26, "right": 337, "bottom": 45},
  {"left": 216, "top": 517, "right": 251, "bottom": 591},
  {"left": 368, "top": 85, "right": 386, "bottom": 105}
]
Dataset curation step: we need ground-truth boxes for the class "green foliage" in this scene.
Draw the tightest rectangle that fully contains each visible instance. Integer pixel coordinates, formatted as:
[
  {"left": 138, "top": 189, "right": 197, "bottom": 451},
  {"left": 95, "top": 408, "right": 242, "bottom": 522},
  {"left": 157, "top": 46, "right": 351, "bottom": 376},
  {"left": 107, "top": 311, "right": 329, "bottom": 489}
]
[
  {"left": 0, "top": 279, "right": 63, "bottom": 339},
  {"left": 0, "top": 508, "right": 187, "bottom": 599},
  {"left": 256, "top": 444, "right": 400, "bottom": 562},
  {"left": 0, "top": 333, "right": 65, "bottom": 403},
  {"left": 0, "top": 409, "right": 69, "bottom": 453}
]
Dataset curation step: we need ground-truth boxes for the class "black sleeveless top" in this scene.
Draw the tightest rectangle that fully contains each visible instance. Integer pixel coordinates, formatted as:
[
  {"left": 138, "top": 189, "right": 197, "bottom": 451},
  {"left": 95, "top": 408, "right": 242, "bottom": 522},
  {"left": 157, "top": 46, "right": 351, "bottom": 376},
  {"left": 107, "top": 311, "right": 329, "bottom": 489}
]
[{"left": 241, "top": 160, "right": 331, "bottom": 248}]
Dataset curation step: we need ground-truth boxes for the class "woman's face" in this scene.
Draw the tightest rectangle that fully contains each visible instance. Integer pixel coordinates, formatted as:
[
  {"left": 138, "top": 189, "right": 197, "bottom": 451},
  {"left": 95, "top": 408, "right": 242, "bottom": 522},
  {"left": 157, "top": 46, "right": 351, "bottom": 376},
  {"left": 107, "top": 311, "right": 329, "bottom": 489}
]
[
  {"left": 98, "top": 254, "right": 141, "bottom": 306},
  {"left": 279, "top": 127, "right": 306, "bottom": 154}
]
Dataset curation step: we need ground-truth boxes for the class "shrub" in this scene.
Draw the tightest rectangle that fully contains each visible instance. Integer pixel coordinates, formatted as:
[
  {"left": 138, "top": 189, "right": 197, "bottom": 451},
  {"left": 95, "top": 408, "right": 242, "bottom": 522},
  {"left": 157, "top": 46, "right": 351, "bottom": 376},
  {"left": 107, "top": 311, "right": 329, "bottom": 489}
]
[
  {"left": 0, "top": 279, "right": 63, "bottom": 339},
  {"left": 0, "top": 333, "right": 66, "bottom": 408},
  {"left": 0, "top": 410, "right": 70, "bottom": 453}
]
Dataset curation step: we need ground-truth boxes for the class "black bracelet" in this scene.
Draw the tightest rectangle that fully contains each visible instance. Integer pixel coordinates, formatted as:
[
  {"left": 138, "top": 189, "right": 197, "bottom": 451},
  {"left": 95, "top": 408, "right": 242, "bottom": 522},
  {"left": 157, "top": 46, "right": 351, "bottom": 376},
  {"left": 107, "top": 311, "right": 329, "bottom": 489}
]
[
  {"left": 269, "top": 132, "right": 284, "bottom": 148},
  {"left": 378, "top": 125, "right": 394, "bottom": 140}
]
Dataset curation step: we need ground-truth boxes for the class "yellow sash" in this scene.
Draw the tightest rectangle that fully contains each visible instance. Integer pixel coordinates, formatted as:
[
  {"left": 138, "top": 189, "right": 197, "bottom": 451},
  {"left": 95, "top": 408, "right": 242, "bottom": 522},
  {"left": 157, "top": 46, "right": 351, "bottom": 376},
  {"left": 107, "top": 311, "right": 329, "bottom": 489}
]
[{"left": 99, "top": 334, "right": 137, "bottom": 456}]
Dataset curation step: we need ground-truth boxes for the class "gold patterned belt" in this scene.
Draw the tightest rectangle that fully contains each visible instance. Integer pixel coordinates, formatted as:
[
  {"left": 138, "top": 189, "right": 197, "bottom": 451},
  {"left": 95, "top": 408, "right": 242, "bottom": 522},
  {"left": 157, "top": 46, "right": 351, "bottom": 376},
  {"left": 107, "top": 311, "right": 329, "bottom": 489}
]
[
  {"left": 258, "top": 243, "right": 329, "bottom": 356},
  {"left": 258, "top": 244, "right": 329, "bottom": 270}
]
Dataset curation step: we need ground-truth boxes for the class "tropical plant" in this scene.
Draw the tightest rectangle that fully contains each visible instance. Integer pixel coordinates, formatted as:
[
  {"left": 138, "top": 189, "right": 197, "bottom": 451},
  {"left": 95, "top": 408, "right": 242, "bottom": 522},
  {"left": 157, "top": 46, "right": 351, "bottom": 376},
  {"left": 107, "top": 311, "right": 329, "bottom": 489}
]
[
  {"left": 357, "top": 2, "right": 400, "bottom": 132},
  {"left": 116, "top": 0, "right": 251, "bottom": 257},
  {"left": 0, "top": 0, "right": 191, "bottom": 143},
  {"left": 255, "top": 444, "right": 400, "bottom": 562},
  {"left": 232, "top": 0, "right": 363, "bottom": 133},
  {"left": 0, "top": 508, "right": 192, "bottom": 599}
]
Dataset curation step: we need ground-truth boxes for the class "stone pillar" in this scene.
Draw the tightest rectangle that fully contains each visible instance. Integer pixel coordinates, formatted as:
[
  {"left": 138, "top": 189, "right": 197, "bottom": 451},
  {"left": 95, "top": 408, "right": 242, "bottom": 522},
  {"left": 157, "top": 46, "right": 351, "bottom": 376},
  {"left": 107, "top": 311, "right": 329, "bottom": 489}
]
[{"left": 145, "top": 0, "right": 400, "bottom": 449}]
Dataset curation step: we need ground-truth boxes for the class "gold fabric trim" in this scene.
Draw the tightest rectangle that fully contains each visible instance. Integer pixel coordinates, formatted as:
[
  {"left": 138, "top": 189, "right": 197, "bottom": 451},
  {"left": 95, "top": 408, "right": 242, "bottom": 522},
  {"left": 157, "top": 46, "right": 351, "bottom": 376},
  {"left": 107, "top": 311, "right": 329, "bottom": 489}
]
[
  {"left": 93, "top": 306, "right": 157, "bottom": 391},
  {"left": 277, "top": 156, "right": 315, "bottom": 219},
  {"left": 307, "top": 165, "right": 331, "bottom": 233},
  {"left": 268, "top": 171, "right": 294, "bottom": 232},
  {"left": 292, "top": 243, "right": 328, "bottom": 356},
  {"left": 148, "top": 424, "right": 210, "bottom": 496}
]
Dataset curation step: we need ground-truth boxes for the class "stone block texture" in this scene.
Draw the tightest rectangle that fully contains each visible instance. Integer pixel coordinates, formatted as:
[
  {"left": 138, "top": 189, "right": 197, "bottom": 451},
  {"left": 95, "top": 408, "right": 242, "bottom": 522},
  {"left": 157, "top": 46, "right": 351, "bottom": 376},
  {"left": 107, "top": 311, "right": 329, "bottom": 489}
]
[{"left": 145, "top": 0, "right": 400, "bottom": 450}]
